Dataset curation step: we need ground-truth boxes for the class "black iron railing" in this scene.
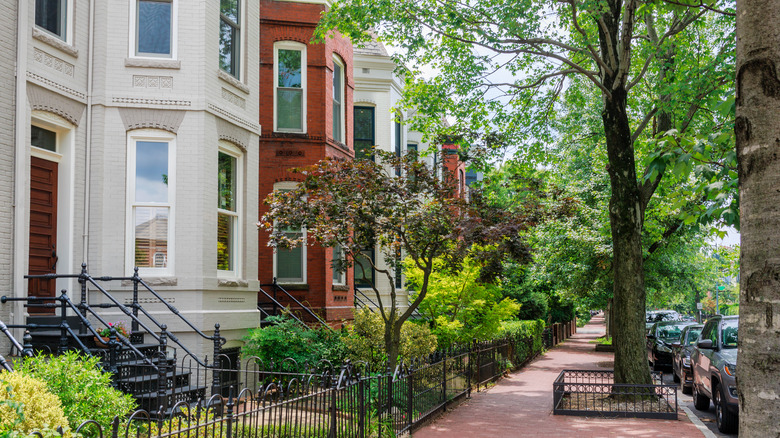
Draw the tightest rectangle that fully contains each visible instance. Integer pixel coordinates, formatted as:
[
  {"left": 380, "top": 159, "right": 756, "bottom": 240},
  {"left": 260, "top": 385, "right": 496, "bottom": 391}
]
[
  {"left": 258, "top": 279, "right": 332, "bottom": 330},
  {"left": 8, "top": 331, "right": 543, "bottom": 438},
  {"left": 552, "top": 369, "right": 678, "bottom": 420}
]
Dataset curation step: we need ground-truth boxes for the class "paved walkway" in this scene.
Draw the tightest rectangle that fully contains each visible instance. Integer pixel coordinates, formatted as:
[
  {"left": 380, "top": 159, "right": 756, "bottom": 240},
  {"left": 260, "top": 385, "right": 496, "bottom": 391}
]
[{"left": 413, "top": 316, "right": 705, "bottom": 437}]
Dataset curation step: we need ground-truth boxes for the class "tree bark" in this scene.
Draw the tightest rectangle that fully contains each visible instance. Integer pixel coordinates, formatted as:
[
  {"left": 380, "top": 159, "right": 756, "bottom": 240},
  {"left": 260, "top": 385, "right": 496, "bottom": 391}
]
[
  {"left": 603, "top": 86, "right": 653, "bottom": 386},
  {"left": 736, "top": 0, "right": 780, "bottom": 434}
]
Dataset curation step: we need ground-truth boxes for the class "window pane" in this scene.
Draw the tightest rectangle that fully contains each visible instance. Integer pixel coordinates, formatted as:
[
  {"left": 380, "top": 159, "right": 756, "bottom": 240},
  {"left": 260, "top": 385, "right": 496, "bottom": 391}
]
[
  {"left": 333, "top": 62, "right": 342, "bottom": 100},
  {"left": 135, "top": 207, "right": 168, "bottom": 268},
  {"left": 277, "top": 89, "right": 303, "bottom": 130},
  {"left": 220, "top": 0, "right": 239, "bottom": 23},
  {"left": 277, "top": 50, "right": 302, "bottom": 88},
  {"left": 35, "top": 0, "right": 66, "bottom": 38},
  {"left": 138, "top": 0, "right": 172, "bottom": 55},
  {"left": 219, "top": 19, "right": 238, "bottom": 76},
  {"left": 218, "top": 152, "right": 236, "bottom": 211},
  {"left": 31, "top": 126, "right": 57, "bottom": 152},
  {"left": 354, "top": 107, "right": 374, "bottom": 140},
  {"left": 355, "top": 140, "right": 373, "bottom": 161},
  {"left": 277, "top": 247, "right": 302, "bottom": 280},
  {"left": 135, "top": 141, "right": 169, "bottom": 203},
  {"left": 332, "top": 245, "right": 344, "bottom": 284},
  {"left": 354, "top": 249, "right": 374, "bottom": 287},
  {"left": 333, "top": 100, "right": 341, "bottom": 142},
  {"left": 217, "top": 213, "right": 233, "bottom": 271}
]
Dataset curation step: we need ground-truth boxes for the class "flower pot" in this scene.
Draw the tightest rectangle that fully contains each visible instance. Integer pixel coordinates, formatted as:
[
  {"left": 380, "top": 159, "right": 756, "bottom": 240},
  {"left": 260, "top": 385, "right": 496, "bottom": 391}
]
[{"left": 93, "top": 336, "right": 111, "bottom": 348}]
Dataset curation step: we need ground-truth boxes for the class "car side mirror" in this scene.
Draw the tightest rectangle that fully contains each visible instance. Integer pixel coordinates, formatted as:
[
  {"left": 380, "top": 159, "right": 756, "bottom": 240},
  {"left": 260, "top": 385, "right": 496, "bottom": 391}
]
[{"left": 697, "top": 339, "right": 714, "bottom": 349}]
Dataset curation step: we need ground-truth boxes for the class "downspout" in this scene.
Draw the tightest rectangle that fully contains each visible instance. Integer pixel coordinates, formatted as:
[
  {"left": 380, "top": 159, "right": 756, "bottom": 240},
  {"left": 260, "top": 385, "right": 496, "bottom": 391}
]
[
  {"left": 82, "top": 0, "right": 95, "bottom": 265},
  {"left": 12, "top": 0, "right": 30, "bottom": 336}
]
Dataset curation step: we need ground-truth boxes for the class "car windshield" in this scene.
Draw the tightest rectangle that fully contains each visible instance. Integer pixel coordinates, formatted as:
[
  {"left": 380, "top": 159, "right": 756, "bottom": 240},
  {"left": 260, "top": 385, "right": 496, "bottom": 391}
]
[
  {"left": 685, "top": 328, "right": 702, "bottom": 345},
  {"left": 651, "top": 312, "right": 678, "bottom": 322},
  {"left": 658, "top": 326, "right": 683, "bottom": 341},
  {"left": 721, "top": 320, "right": 739, "bottom": 348}
]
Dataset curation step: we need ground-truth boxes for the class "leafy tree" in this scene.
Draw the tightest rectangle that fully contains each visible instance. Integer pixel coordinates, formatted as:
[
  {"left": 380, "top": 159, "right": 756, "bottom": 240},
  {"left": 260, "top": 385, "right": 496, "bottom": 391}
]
[
  {"left": 404, "top": 253, "right": 520, "bottom": 346},
  {"left": 319, "top": 0, "right": 736, "bottom": 385},
  {"left": 735, "top": 0, "right": 780, "bottom": 432},
  {"left": 261, "top": 150, "right": 467, "bottom": 370}
]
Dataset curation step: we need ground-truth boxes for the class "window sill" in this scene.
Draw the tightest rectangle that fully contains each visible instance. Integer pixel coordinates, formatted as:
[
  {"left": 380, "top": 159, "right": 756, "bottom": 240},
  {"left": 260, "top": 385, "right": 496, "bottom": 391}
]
[
  {"left": 33, "top": 27, "right": 78, "bottom": 58},
  {"left": 218, "top": 69, "right": 250, "bottom": 94},
  {"left": 218, "top": 278, "right": 249, "bottom": 288},
  {"left": 125, "top": 58, "right": 181, "bottom": 69},
  {"left": 277, "top": 283, "right": 309, "bottom": 290},
  {"left": 332, "top": 285, "right": 349, "bottom": 291},
  {"left": 122, "top": 277, "right": 177, "bottom": 287}
]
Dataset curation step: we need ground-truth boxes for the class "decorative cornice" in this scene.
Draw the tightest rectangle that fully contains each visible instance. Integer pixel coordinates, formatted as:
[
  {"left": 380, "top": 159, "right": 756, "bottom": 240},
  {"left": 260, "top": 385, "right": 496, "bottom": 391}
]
[
  {"left": 26, "top": 71, "right": 86, "bottom": 101},
  {"left": 33, "top": 48, "right": 74, "bottom": 77},
  {"left": 112, "top": 97, "right": 191, "bottom": 107},
  {"left": 27, "top": 83, "right": 85, "bottom": 126},
  {"left": 119, "top": 108, "right": 186, "bottom": 134},
  {"left": 218, "top": 69, "right": 250, "bottom": 94},
  {"left": 207, "top": 103, "right": 260, "bottom": 134}
]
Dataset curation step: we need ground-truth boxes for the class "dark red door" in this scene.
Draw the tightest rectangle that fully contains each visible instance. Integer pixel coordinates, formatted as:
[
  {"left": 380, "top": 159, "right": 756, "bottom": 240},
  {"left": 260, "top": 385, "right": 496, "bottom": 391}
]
[{"left": 28, "top": 156, "right": 58, "bottom": 314}]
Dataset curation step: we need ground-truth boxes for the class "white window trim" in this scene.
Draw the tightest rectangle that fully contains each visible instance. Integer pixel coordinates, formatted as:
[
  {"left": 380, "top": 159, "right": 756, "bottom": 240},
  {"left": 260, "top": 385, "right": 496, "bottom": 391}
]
[
  {"left": 129, "top": 0, "right": 178, "bottom": 59},
  {"left": 273, "top": 41, "right": 307, "bottom": 134},
  {"left": 217, "top": 142, "right": 243, "bottom": 279},
  {"left": 35, "top": 0, "right": 74, "bottom": 44},
  {"left": 125, "top": 129, "right": 176, "bottom": 276},
  {"left": 271, "top": 181, "right": 307, "bottom": 284},
  {"left": 332, "top": 55, "right": 346, "bottom": 144},
  {"left": 219, "top": 0, "right": 244, "bottom": 80}
]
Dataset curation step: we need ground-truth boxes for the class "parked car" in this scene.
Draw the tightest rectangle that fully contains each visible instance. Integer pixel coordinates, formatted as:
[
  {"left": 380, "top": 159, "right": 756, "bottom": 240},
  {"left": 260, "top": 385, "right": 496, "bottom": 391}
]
[
  {"left": 645, "top": 310, "right": 680, "bottom": 330},
  {"left": 691, "top": 315, "right": 739, "bottom": 433},
  {"left": 671, "top": 324, "right": 703, "bottom": 394},
  {"left": 646, "top": 320, "right": 694, "bottom": 371}
]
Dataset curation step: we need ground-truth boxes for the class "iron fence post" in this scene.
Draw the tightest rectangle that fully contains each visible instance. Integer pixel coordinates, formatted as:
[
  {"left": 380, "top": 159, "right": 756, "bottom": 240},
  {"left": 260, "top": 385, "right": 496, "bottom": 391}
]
[
  {"left": 407, "top": 366, "right": 413, "bottom": 429},
  {"left": 442, "top": 352, "right": 448, "bottom": 412},
  {"left": 212, "top": 323, "right": 222, "bottom": 397},
  {"left": 358, "top": 376, "right": 365, "bottom": 438},
  {"left": 110, "top": 416, "right": 119, "bottom": 438},
  {"left": 22, "top": 330, "right": 33, "bottom": 356},
  {"left": 158, "top": 324, "right": 169, "bottom": 416},
  {"left": 58, "top": 290, "right": 69, "bottom": 354},
  {"left": 131, "top": 267, "right": 140, "bottom": 335},
  {"left": 107, "top": 327, "right": 119, "bottom": 388},
  {"left": 79, "top": 263, "right": 88, "bottom": 335},
  {"left": 386, "top": 372, "right": 393, "bottom": 431},
  {"left": 225, "top": 386, "right": 234, "bottom": 438},
  {"left": 329, "top": 385, "right": 338, "bottom": 438}
]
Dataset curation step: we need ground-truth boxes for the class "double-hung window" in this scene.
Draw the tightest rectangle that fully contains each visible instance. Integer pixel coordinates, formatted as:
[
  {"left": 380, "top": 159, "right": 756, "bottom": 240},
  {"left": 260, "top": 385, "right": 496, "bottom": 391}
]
[
  {"left": 332, "top": 245, "right": 345, "bottom": 286},
  {"left": 394, "top": 117, "right": 402, "bottom": 176},
  {"left": 35, "top": 0, "right": 69, "bottom": 41},
  {"left": 354, "top": 106, "right": 375, "bottom": 160},
  {"left": 274, "top": 43, "right": 306, "bottom": 133},
  {"left": 217, "top": 144, "right": 242, "bottom": 277},
  {"left": 135, "top": 0, "right": 174, "bottom": 57},
  {"left": 219, "top": 0, "right": 241, "bottom": 78},
  {"left": 127, "top": 132, "right": 175, "bottom": 275},
  {"left": 332, "top": 56, "right": 345, "bottom": 143},
  {"left": 273, "top": 183, "right": 306, "bottom": 284}
]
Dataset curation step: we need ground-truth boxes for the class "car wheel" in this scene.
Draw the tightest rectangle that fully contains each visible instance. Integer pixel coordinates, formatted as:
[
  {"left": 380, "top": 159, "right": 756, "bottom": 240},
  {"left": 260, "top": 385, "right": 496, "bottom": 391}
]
[
  {"left": 714, "top": 383, "right": 738, "bottom": 433},
  {"left": 693, "top": 382, "right": 710, "bottom": 411}
]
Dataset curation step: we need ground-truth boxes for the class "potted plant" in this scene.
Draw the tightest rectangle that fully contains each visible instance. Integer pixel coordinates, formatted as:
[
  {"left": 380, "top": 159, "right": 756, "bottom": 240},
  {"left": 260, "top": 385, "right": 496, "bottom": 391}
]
[{"left": 94, "top": 321, "right": 130, "bottom": 348}]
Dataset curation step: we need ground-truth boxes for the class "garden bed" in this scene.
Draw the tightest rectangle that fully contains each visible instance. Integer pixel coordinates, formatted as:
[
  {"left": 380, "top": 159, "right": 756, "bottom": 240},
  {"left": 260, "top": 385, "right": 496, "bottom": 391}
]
[{"left": 552, "top": 370, "right": 677, "bottom": 420}]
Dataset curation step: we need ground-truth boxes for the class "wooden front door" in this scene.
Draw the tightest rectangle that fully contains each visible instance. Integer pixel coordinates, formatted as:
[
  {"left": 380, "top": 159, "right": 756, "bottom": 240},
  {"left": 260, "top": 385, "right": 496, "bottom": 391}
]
[{"left": 28, "top": 156, "right": 58, "bottom": 314}]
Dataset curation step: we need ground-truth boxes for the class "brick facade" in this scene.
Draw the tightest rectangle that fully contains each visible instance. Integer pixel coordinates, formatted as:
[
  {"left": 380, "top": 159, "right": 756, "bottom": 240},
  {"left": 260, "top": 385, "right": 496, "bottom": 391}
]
[{"left": 257, "top": 0, "right": 355, "bottom": 322}]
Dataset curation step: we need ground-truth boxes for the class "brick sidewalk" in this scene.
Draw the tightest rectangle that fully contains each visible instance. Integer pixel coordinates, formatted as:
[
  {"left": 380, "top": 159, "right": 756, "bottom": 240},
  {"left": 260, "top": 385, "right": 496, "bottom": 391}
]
[{"left": 413, "top": 316, "right": 705, "bottom": 438}]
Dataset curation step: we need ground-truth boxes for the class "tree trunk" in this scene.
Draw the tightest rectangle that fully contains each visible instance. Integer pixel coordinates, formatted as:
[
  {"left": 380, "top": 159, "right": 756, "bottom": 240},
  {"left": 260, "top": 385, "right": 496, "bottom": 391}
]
[
  {"left": 603, "top": 86, "right": 653, "bottom": 386},
  {"left": 736, "top": 0, "right": 780, "bottom": 434},
  {"left": 384, "top": 318, "right": 403, "bottom": 372}
]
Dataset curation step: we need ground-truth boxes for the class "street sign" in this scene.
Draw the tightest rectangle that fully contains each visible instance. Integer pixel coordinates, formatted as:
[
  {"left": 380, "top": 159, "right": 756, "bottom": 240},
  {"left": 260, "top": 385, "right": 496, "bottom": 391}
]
[{"left": 697, "top": 302, "right": 703, "bottom": 310}]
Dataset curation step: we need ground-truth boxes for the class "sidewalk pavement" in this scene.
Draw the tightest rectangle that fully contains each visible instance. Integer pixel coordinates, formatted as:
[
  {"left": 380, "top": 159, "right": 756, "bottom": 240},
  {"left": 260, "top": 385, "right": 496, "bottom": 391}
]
[{"left": 413, "top": 316, "right": 705, "bottom": 438}]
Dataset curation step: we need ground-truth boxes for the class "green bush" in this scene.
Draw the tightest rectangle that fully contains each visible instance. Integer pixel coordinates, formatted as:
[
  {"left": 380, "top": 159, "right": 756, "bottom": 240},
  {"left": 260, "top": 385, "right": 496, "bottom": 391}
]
[
  {"left": 0, "top": 371, "right": 70, "bottom": 435},
  {"left": 15, "top": 351, "right": 137, "bottom": 434},
  {"left": 242, "top": 316, "right": 348, "bottom": 368},
  {"left": 343, "top": 309, "right": 438, "bottom": 368},
  {"left": 501, "top": 319, "right": 545, "bottom": 357}
]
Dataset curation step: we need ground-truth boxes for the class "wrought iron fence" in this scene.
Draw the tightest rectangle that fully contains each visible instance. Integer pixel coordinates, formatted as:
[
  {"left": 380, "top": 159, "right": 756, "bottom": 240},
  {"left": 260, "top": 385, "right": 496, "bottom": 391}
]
[
  {"left": 552, "top": 369, "right": 678, "bottom": 420},
  {"left": 9, "top": 332, "right": 543, "bottom": 437}
]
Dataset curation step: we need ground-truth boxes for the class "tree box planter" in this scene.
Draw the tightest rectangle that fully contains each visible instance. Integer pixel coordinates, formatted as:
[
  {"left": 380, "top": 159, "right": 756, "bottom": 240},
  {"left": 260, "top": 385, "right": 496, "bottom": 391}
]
[
  {"left": 553, "top": 370, "right": 678, "bottom": 420},
  {"left": 595, "top": 344, "right": 614, "bottom": 352}
]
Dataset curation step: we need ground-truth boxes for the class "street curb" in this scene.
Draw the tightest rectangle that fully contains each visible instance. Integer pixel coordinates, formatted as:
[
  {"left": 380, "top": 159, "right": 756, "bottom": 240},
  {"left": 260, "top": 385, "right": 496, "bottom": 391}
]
[{"left": 681, "top": 405, "right": 717, "bottom": 438}]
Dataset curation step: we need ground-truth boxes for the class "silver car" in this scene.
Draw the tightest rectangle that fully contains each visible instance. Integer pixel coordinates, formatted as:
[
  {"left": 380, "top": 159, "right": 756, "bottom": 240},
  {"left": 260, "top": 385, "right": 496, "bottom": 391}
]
[{"left": 691, "top": 315, "right": 739, "bottom": 433}]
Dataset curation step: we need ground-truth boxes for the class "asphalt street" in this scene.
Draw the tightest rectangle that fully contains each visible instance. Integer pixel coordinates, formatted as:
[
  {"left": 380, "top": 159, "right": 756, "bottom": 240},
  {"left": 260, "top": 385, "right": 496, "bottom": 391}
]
[{"left": 658, "top": 370, "right": 738, "bottom": 437}]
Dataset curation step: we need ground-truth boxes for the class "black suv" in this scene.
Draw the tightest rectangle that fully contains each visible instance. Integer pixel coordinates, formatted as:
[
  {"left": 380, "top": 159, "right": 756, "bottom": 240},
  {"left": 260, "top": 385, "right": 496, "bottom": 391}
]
[
  {"left": 691, "top": 315, "right": 739, "bottom": 433},
  {"left": 646, "top": 320, "right": 694, "bottom": 371}
]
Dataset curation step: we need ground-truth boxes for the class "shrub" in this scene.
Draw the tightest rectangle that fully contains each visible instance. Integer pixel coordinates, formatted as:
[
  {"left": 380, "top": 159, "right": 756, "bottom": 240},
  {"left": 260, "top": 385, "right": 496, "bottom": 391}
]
[
  {"left": 502, "top": 319, "right": 545, "bottom": 357},
  {"left": 0, "top": 371, "right": 70, "bottom": 434},
  {"left": 242, "top": 316, "right": 348, "bottom": 368},
  {"left": 343, "top": 309, "right": 437, "bottom": 368},
  {"left": 15, "top": 351, "right": 137, "bottom": 434}
]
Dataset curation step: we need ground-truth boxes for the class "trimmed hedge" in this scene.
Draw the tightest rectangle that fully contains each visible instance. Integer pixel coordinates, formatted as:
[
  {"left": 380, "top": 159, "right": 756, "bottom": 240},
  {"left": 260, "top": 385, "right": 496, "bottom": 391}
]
[{"left": 501, "top": 319, "right": 546, "bottom": 363}]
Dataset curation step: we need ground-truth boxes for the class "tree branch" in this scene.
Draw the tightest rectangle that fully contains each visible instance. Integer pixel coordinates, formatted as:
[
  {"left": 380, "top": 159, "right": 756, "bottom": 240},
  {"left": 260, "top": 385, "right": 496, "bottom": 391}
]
[{"left": 631, "top": 107, "right": 659, "bottom": 143}]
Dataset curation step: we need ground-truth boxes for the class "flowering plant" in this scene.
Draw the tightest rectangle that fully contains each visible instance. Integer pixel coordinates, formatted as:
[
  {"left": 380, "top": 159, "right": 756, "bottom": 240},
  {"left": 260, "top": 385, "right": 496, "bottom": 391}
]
[{"left": 97, "top": 321, "right": 130, "bottom": 338}]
